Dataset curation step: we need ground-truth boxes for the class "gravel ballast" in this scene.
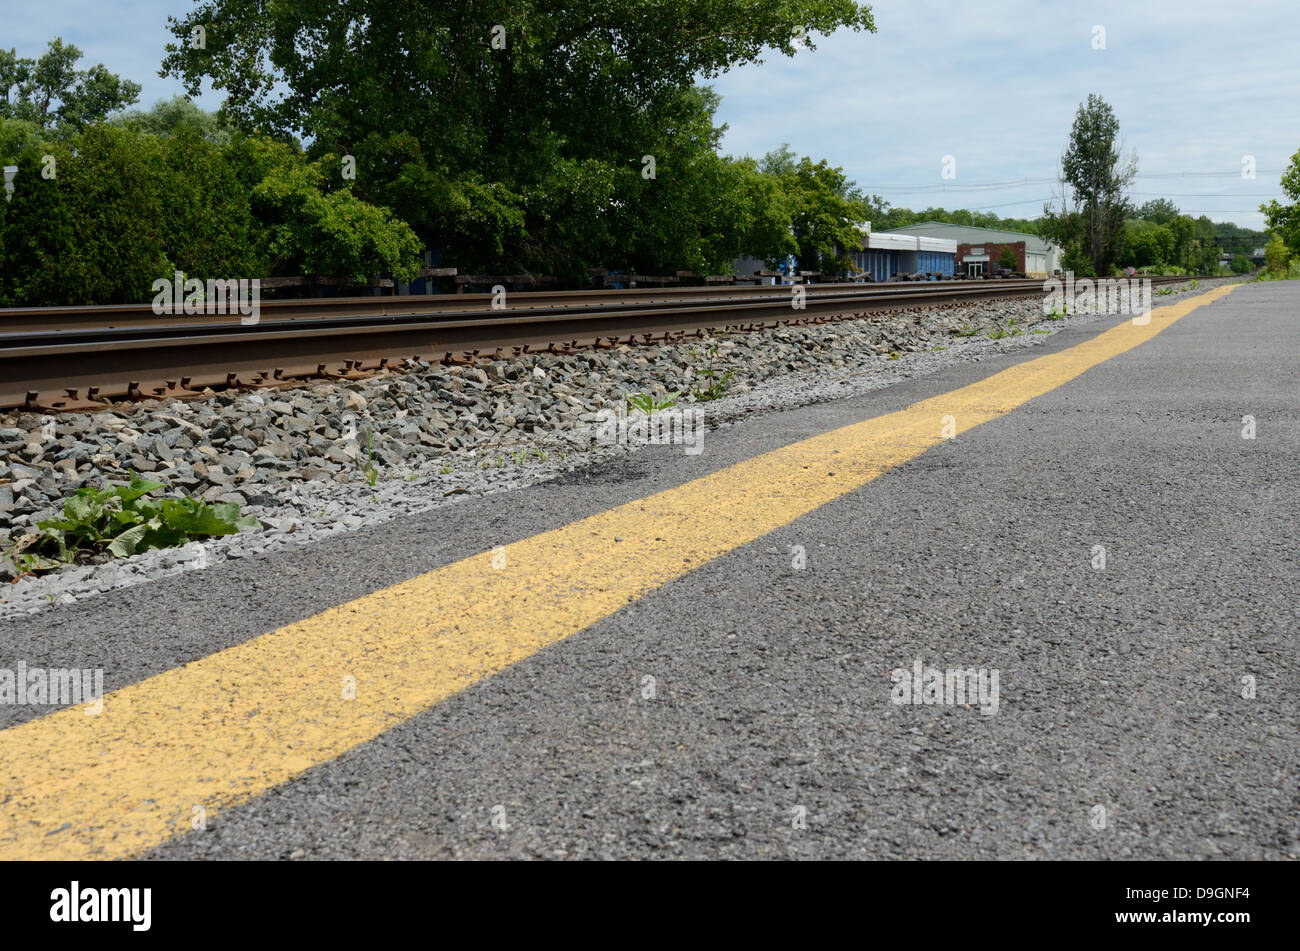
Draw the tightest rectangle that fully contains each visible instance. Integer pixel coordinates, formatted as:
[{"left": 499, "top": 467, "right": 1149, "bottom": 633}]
[{"left": 0, "top": 278, "right": 1236, "bottom": 618}]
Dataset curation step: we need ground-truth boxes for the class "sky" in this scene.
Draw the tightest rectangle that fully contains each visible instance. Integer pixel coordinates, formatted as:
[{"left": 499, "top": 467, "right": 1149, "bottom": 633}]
[{"left": 7, "top": 0, "right": 1298, "bottom": 231}]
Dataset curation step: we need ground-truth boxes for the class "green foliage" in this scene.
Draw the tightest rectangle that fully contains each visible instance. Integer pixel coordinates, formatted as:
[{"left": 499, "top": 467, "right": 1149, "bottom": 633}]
[
  {"left": 1262, "top": 146, "right": 1300, "bottom": 260},
  {"left": 0, "top": 143, "right": 90, "bottom": 305},
  {"left": 626, "top": 391, "right": 680, "bottom": 414},
  {"left": 0, "top": 107, "right": 424, "bottom": 304},
  {"left": 871, "top": 203, "right": 1039, "bottom": 234},
  {"left": 158, "top": 126, "right": 265, "bottom": 281},
  {"left": 987, "top": 317, "right": 1022, "bottom": 339},
  {"left": 692, "top": 369, "right": 735, "bottom": 401},
  {"left": 1255, "top": 256, "right": 1300, "bottom": 281},
  {"left": 360, "top": 426, "right": 379, "bottom": 485},
  {"left": 1123, "top": 218, "right": 1174, "bottom": 269},
  {"left": 1262, "top": 235, "right": 1292, "bottom": 276},
  {"left": 6, "top": 474, "right": 258, "bottom": 575},
  {"left": 250, "top": 140, "right": 422, "bottom": 284},
  {"left": 0, "top": 116, "right": 43, "bottom": 161},
  {"left": 1212, "top": 218, "right": 1267, "bottom": 260},
  {"left": 1136, "top": 198, "right": 1179, "bottom": 225},
  {"left": 1041, "top": 94, "right": 1134, "bottom": 275},
  {"left": 0, "top": 38, "right": 140, "bottom": 133},
  {"left": 0, "top": 123, "right": 263, "bottom": 306},
  {"left": 1059, "top": 243, "right": 1096, "bottom": 277},
  {"left": 996, "top": 246, "right": 1019, "bottom": 270},
  {"left": 761, "top": 145, "right": 867, "bottom": 273},
  {"left": 686, "top": 342, "right": 737, "bottom": 400},
  {"left": 160, "top": 0, "right": 876, "bottom": 276},
  {"left": 110, "top": 95, "right": 238, "bottom": 145},
  {"left": 1230, "top": 253, "right": 1254, "bottom": 274}
]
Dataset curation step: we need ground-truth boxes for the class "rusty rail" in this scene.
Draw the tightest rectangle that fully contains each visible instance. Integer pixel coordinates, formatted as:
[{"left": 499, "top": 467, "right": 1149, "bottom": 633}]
[{"left": 0, "top": 277, "right": 1199, "bottom": 411}]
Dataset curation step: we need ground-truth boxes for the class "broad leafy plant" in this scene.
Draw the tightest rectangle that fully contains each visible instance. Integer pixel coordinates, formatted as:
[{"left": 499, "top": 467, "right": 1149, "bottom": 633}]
[{"left": 6, "top": 474, "right": 258, "bottom": 574}]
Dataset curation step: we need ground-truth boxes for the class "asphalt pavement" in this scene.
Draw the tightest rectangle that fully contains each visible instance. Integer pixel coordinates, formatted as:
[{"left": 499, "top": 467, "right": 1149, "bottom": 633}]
[{"left": 2, "top": 281, "right": 1294, "bottom": 859}]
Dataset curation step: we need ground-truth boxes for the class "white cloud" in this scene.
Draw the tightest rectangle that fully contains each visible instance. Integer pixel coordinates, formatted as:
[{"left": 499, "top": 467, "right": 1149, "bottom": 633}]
[
  {"left": 9, "top": 0, "right": 1297, "bottom": 228},
  {"left": 710, "top": 0, "right": 1300, "bottom": 228}
]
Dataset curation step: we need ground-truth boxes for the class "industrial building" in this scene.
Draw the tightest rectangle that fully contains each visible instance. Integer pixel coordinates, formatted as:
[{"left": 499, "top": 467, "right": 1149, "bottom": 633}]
[
  {"left": 732, "top": 227, "right": 958, "bottom": 282},
  {"left": 882, "top": 222, "right": 1061, "bottom": 278},
  {"left": 850, "top": 230, "right": 957, "bottom": 281}
]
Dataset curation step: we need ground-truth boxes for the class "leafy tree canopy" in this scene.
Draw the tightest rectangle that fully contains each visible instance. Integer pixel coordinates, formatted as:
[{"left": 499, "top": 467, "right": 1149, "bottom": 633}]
[
  {"left": 1122, "top": 218, "right": 1174, "bottom": 269},
  {"left": 161, "top": 0, "right": 877, "bottom": 274},
  {"left": 1136, "top": 197, "right": 1179, "bottom": 225},
  {"left": 0, "top": 39, "right": 141, "bottom": 133},
  {"left": 110, "top": 95, "right": 240, "bottom": 145},
  {"left": 1261, "top": 145, "right": 1300, "bottom": 258},
  {"left": 1041, "top": 94, "right": 1134, "bottom": 275},
  {"left": 760, "top": 145, "right": 867, "bottom": 273}
]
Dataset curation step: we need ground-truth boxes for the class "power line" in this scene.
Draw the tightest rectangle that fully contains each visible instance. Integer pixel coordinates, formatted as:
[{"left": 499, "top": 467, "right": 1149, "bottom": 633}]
[
  {"left": 1135, "top": 170, "right": 1283, "bottom": 178},
  {"left": 965, "top": 197, "right": 1055, "bottom": 209},
  {"left": 1130, "top": 191, "right": 1282, "bottom": 198},
  {"left": 862, "top": 170, "right": 1284, "bottom": 192},
  {"left": 860, "top": 176, "right": 1058, "bottom": 190}
]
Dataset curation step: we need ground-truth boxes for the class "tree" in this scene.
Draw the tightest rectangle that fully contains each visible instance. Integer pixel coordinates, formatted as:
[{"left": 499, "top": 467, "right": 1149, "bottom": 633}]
[
  {"left": 250, "top": 142, "right": 423, "bottom": 284},
  {"left": 1122, "top": 218, "right": 1174, "bottom": 269},
  {"left": 0, "top": 39, "right": 140, "bottom": 132},
  {"left": 160, "top": 0, "right": 877, "bottom": 276},
  {"left": 1261, "top": 145, "right": 1300, "bottom": 258},
  {"left": 1166, "top": 214, "right": 1197, "bottom": 270},
  {"left": 1229, "top": 254, "right": 1253, "bottom": 274},
  {"left": 1263, "top": 235, "right": 1290, "bottom": 274},
  {"left": 761, "top": 146, "right": 868, "bottom": 274},
  {"left": 1041, "top": 94, "right": 1135, "bottom": 275},
  {"left": 870, "top": 203, "right": 1038, "bottom": 234},
  {"left": 0, "top": 142, "right": 103, "bottom": 306},
  {"left": 1213, "top": 219, "right": 1268, "bottom": 258},
  {"left": 1136, "top": 198, "right": 1179, "bottom": 225},
  {"left": 1191, "top": 215, "right": 1221, "bottom": 274},
  {"left": 0, "top": 116, "right": 43, "bottom": 162},
  {"left": 997, "top": 246, "right": 1018, "bottom": 270},
  {"left": 111, "top": 95, "right": 238, "bottom": 145},
  {"left": 0, "top": 119, "right": 424, "bottom": 306}
]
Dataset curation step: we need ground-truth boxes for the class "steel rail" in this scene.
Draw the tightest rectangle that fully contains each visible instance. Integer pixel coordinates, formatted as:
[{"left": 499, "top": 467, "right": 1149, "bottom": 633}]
[
  {"left": 0, "top": 279, "right": 1049, "bottom": 334},
  {"left": 0, "top": 276, "right": 1204, "bottom": 411}
]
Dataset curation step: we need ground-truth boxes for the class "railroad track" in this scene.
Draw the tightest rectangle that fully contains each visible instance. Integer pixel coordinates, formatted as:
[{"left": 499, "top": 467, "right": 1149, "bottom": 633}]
[{"left": 0, "top": 276, "right": 1198, "bottom": 412}]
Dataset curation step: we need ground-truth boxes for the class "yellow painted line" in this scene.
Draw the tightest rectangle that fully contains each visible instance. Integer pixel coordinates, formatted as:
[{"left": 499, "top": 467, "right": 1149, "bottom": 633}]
[{"left": 0, "top": 284, "right": 1237, "bottom": 859}]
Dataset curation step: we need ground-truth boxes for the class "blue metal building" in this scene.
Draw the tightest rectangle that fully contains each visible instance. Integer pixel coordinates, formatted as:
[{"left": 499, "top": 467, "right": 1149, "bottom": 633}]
[
  {"left": 851, "top": 248, "right": 900, "bottom": 282},
  {"left": 850, "top": 231, "right": 956, "bottom": 280}
]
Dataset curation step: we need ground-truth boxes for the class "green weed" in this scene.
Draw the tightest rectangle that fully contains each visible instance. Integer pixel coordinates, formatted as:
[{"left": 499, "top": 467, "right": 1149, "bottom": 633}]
[
  {"left": 3, "top": 473, "right": 257, "bottom": 575},
  {"left": 626, "top": 391, "right": 680, "bottom": 415}
]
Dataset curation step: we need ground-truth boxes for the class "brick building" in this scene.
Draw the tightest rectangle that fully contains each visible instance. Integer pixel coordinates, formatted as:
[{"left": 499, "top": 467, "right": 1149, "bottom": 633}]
[
  {"left": 882, "top": 222, "right": 1060, "bottom": 278},
  {"left": 956, "top": 241, "right": 1026, "bottom": 276}
]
